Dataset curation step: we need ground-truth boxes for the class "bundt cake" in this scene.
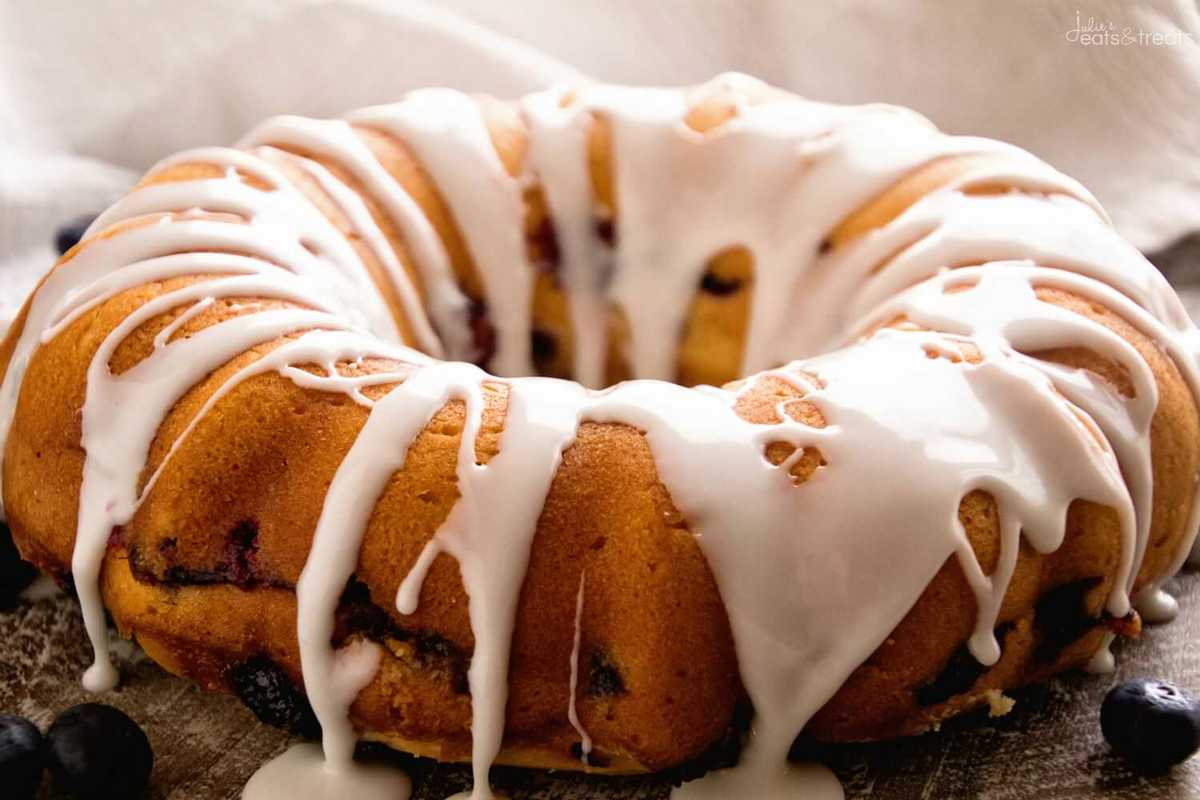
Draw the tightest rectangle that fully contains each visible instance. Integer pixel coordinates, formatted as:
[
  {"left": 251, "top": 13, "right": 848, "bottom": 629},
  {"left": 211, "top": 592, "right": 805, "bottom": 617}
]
[{"left": 1, "top": 73, "right": 1198, "bottom": 799}]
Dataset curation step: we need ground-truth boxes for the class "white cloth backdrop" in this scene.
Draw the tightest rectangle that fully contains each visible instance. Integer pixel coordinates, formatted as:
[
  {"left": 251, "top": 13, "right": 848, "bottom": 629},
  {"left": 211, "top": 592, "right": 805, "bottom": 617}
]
[{"left": 2, "top": 0, "right": 1198, "bottom": 328}]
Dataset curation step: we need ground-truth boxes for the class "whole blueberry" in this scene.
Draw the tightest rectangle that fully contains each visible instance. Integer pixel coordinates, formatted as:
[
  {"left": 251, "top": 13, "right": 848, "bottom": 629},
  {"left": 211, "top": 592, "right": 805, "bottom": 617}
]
[
  {"left": 1101, "top": 679, "right": 1200, "bottom": 773},
  {"left": 54, "top": 216, "right": 95, "bottom": 256},
  {"left": 0, "top": 521, "right": 38, "bottom": 610},
  {"left": 0, "top": 714, "right": 44, "bottom": 799},
  {"left": 46, "top": 704, "right": 153, "bottom": 799}
]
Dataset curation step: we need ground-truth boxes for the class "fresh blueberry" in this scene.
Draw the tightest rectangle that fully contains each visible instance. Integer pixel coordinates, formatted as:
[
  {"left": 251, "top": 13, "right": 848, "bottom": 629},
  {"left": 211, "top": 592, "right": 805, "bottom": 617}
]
[
  {"left": 54, "top": 216, "right": 96, "bottom": 256},
  {"left": 0, "top": 521, "right": 38, "bottom": 610},
  {"left": 0, "top": 714, "right": 44, "bottom": 799},
  {"left": 1101, "top": 679, "right": 1200, "bottom": 773},
  {"left": 46, "top": 704, "right": 153, "bottom": 799},
  {"left": 228, "top": 656, "right": 320, "bottom": 738}
]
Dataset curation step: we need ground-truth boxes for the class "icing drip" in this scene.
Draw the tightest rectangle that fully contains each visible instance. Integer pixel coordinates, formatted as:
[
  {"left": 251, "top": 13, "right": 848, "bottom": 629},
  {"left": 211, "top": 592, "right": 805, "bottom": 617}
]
[
  {"left": 267, "top": 325, "right": 1145, "bottom": 799},
  {"left": 0, "top": 216, "right": 362, "bottom": 687},
  {"left": 1135, "top": 587, "right": 1181, "bottom": 624},
  {"left": 238, "top": 117, "right": 474, "bottom": 362},
  {"left": 515, "top": 77, "right": 1104, "bottom": 384},
  {"left": 391, "top": 375, "right": 585, "bottom": 798},
  {"left": 521, "top": 92, "right": 612, "bottom": 389},
  {"left": 301, "top": 363, "right": 585, "bottom": 799},
  {"left": 651, "top": 331, "right": 1132, "bottom": 797},
  {"left": 76, "top": 290, "right": 344, "bottom": 690},
  {"left": 835, "top": 192, "right": 1180, "bottom": 333},
  {"left": 861, "top": 263, "right": 1200, "bottom": 628},
  {"left": 351, "top": 90, "right": 537, "bottom": 378},
  {"left": 567, "top": 572, "right": 593, "bottom": 765},
  {"left": 1085, "top": 635, "right": 1118, "bottom": 675},
  {"left": 85, "top": 147, "right": 406, "bottom": 343},
  {"left": 2, "top": 74, "right": 1199, "bottom": 800},
  {"left": 0, "top": 217, "right": 348, "bottom": 505},
  {"left": 259, "top": 146, "right": 444, "bottom": 356}
]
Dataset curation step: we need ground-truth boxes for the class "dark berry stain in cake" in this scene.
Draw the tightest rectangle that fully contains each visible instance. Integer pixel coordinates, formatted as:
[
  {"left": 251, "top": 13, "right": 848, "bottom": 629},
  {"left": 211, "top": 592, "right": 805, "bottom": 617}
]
[
  {"left": 1033, "top": 577, "right": 1102, "bottom": 664},
  {"left": 221, "top": 520, "right": 260, "bottom": 588},
  {"left": 106, "top": 527, "right": 126, "bottom": 549},
  {"left": 594, "top": 218, "right": 616, "bottom": 247},
  {"left": 158, "top": 563, "right": 225, "bottom": 586},
  {"left": 227, "top": 656, "right": 320, "bottom": 738},
  {"left": 699, "top": 270, "right": 743, "bottom": 297},
  {"left": 531, "top": 216, "right": 561, "bottom": 273},
  {"left": 336, "top": 579, "right": 470, "bottom": 694},
  {"left": 531, "top": 329, "right": 558, "bottom": 365},
  {"left": 570, "top": 742, "right": 612, "bottom": 768},
  {"left": 336, "top": 579, "right": 390, "bottom": 639},
  {"left": 916, "top": 624, "right": 1012, "bottom": 707},
  {"left": 469, "top": 300, "right": 497, "bottom": 368},
  {"left": 127, "top": 522, "right": 278, "bottom": 590},
  {"left": 587, "top": 650, "right": 626, "bottom": 697}
]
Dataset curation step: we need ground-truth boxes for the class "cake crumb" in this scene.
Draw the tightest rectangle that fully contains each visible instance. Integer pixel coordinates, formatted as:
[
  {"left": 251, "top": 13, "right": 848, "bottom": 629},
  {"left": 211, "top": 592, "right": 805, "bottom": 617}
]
[{"left": 985, "top": 689, "right": 1015, "bottom": 718}]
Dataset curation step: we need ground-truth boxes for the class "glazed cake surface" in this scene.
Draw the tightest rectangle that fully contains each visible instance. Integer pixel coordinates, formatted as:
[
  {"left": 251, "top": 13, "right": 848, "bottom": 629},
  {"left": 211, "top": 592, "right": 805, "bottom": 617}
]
[{"left": 1, "top": 74, "right": 1198, "bottom": 798}]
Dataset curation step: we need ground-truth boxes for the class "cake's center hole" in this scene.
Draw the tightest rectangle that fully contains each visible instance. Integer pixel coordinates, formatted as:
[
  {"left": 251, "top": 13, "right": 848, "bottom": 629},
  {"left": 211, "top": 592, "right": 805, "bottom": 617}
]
[{"left": 468, "top": 242, "right": 758, "bottom": 388}]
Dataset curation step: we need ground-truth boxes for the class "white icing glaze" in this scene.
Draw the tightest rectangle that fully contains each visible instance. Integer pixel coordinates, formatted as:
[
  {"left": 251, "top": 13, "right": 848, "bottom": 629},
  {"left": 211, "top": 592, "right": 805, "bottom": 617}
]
[
  {"left": 1135, "top": 587, "right": 1181, "bottom": 624},
  {"left": 242, "top": 743, "right": 411, "bottom": 800},
  {"left": 302, "top": 364, "right": 586, "bottom": 799},
  {"left": 859, "top": 262, "right": 1200, "bottom": 626},
  {"left": 238, "top": 116, "right": 474, "bottom": 362},
  {"left": 350, "top": 90, "right": 537, "bottom": 378},
  {"left": 77, "top": 292, "right": 343, "bottom": 691},
  {"left": 1085, "top": 635, "right": 1117, "bottom": 675},
  {"left": 1, "top": 74, "right": 1198, "bottom": 800},
  {"left": 567, "top": 79, "right": 1087, "bottom": 380},
  {"left": 0, "top": 218, "right": 342, "bottom": 514},
  {"left": 521, "top": 91, "right": 612, "bottom": 389},
  {"left": 257, "top": 145, "right": 444, "bottom": 356},
  {"left": 85, "top": 147, "right": 404, "bottom": 342},
  {"left": 296, "top": 325, "right": 1139, "bottom": 797}
]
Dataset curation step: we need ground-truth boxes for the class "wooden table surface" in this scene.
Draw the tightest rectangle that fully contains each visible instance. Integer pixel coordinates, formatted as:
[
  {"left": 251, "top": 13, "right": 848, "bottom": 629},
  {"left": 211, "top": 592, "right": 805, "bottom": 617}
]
[{"left": 2, "top": 236, "right": 1198, "bottom": 799}]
